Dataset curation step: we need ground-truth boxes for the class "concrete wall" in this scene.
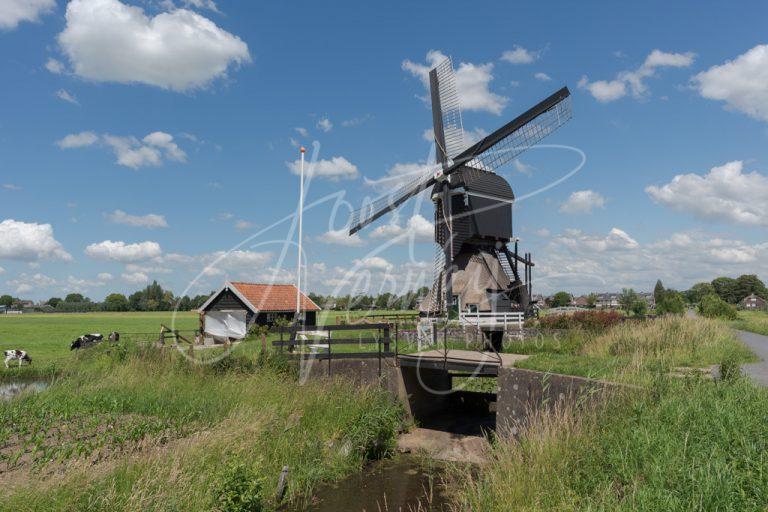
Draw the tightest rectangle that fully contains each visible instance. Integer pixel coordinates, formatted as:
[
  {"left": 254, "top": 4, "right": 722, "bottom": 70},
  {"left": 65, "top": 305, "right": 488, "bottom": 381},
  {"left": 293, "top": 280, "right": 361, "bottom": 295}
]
[
  {"left": 299, "top": 357, "right": 623, "bottom": 436},
  {"left": 496, "top": 367, "right": 620, "bottom": 436},
  {"left": 299, "top": 357, "right": 450, "bottom": 421}
]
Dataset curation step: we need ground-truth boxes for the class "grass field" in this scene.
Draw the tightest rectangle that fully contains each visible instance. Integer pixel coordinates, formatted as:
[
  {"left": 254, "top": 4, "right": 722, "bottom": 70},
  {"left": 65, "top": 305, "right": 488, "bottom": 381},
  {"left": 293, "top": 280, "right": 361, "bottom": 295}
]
[
  {"left": 454, "top": 315, "right": 768, "bottom": 511},
  {"left": 731, "top": 310, "right": 768, "bottom": 336},
  {"left": 0, "top": 339, "right": 403, "bottom": 510},
  {"left": 0, "top": 312, "right": 198, "bottom": 378}
]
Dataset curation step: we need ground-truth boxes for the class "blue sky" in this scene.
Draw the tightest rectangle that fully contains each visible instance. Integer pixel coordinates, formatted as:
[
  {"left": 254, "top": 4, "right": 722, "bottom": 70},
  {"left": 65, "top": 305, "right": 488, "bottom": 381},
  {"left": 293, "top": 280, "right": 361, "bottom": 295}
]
[{"left": 1, "top": 0, "right": 767, "bottom": 300}]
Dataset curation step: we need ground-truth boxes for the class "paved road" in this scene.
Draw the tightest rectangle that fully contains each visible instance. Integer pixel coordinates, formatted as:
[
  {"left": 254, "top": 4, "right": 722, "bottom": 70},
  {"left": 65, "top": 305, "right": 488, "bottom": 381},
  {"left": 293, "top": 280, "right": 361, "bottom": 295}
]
[{"left": 735, "top": 330, "right": 768, "bottom": 386}]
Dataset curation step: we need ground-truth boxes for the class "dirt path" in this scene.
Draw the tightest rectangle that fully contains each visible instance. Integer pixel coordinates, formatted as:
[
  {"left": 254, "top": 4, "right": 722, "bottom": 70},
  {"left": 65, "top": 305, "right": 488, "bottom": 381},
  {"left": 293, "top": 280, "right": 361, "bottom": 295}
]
[{"left": 734, "top": 330, "right": 768, "bottom": 386}]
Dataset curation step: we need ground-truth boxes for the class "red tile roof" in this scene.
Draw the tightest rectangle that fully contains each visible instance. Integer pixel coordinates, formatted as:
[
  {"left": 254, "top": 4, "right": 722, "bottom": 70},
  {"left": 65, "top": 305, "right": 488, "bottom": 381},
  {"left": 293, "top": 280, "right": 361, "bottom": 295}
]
[{"left": 229, "top": 282, "right": 320, "bottom": 312}]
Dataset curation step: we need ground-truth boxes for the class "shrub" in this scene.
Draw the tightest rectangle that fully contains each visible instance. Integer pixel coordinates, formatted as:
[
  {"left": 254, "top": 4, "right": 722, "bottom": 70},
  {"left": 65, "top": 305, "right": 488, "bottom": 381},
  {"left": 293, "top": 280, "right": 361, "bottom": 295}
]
[
  {"left": 539, "top": 310, "right": 622, "bottom": 332},
  {"left": 656, "top": 290, "right": 685, "bottom": 315},
  {"left": 698, "top": 294, "right": 737, "bottom": 320},
  {"left": 213, "top": 460, "right": 265, "bottom": 511}
]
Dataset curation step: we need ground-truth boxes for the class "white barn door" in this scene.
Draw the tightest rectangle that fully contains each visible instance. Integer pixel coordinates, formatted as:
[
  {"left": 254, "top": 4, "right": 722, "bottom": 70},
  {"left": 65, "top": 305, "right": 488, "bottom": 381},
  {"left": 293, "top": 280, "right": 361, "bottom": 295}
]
[{"left": 204, "top": 310, "right": 247, "bottom": 339}]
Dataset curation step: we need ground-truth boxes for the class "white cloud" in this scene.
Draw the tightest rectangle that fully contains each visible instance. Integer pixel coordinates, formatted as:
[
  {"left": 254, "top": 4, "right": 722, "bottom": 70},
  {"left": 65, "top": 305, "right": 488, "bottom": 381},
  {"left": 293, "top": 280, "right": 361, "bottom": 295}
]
[
  {"left": 85, "top": 240, "right": 162, "bottom": 262},
  {"left": 501, "top": 46, "right": 540, "bottom": 65},
  {"left": 579, "top": 49, "right": 695, "bottom": 102},
  {"left": 692, "top": 44, "right": 768, "bottom": 122},
  {"left": 319, "top": 229, "right": 365, "bottom": 247},
  {"left": 178, "top": 0, "right": 220, "bottom": 12},
  {"left": 58, "top": 0, "right": 250, "bottom": 91},
  {"left": 45, "top": 58, "right": 65, "bottom": 74},
  {"left": 287, "top": 156, "right": 358, "bottom": 181},
  {"left": 538, "top": 228, "right": 768, "bottom": 294},
  {"left": 317, "top": 117, "right": 333, "bottom": 132},
  {"left": 535, "top": 228, "right": 551, "bottom": 237},
  {"left": 364, "top": 161, "right": 439, "bottom": 191},
  {"left": 341, "top": 115, "right": 371, "bottom": 127},
  {"left": 234, "top": 219, "right": 254, "bottom": 230},
  {"left": 0, "top": 220, "right": 72, "bottom": 261},
  {"left": 578, "top": 77, "right": 627, "bottom": 103},
  {"left": 0, "top": 0, "right": 55, "bottom": 30},
  {"left": 122, "top": 271, "right": 149, "bottom": 284},
  {"left": 107, "top": 210, "right": 169, "bottom": 228},
  {"left": 66, "top": 275, "right": 108, "bottom": 291},
  {"left": 8, "top": 273, "right": 57, "bottom": 295},
  {"left": 56, "top": 89, "right": 79, "bottom": 105},
  {"left": 57, "top": 131, "right": 99, "bottom": 148},
  {"left": 294, "top": 127, "right": 308, "bottom": 137},
  {"left": 559, "top": 190, "right": 606, "bottom": 214},
  {"left": 534, "top": 72, "right": 551, "bottom": 81},
  {"left": 403, "top": 50, "right": 508, "bottom": 114},
  {"left": 59, "top": 131, "right": 187, "bottom": 169},
  {"left": 512, "top": 159, "right": 535, "bottom": 176},
  {"left": 369, "top": 214, "right": 433, "bottom": 243},
  {"left": 646, "top": 160, "right": 768, "bottom": 226},
  {"left": 554, "top": 227, "right": 639, "bottom": 253},
  {"left": 353, "top": 256, "right": 393, "bottom": 271},
  {"left": 2, "top": 184, "right": 22, "bottom": 191},
  {"left": 98, "top": 272, "right": 113, "bottom": 281}
]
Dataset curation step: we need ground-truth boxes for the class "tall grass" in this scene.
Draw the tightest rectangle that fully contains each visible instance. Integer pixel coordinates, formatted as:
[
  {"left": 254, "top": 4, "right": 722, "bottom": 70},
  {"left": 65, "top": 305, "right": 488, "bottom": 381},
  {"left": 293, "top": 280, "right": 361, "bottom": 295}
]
[
  {"left": 516, "top": 316, "right": 755, "bottom": 384},
  {"left": 456, "top": 316, "right": 768, "bottom": 511},
  {"left": 0, "top": 342, "right": 403, "bottom": 511},
  {"left": 458, "top": 378, "right": 768, "bottom": 511}
]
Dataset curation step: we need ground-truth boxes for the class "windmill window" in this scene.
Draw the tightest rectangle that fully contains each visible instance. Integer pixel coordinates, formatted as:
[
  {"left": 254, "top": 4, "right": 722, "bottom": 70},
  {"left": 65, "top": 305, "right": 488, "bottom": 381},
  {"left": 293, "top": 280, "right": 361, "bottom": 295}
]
[{"left": 467, "top": 304, "right": 479, "bottom": 313}]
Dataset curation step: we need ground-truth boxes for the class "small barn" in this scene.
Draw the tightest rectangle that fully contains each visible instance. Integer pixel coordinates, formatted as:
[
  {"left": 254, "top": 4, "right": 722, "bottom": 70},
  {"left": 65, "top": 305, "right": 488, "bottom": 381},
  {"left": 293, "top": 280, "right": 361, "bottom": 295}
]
[{"left": 198, "top": 281, "right": 320, "bottom": 339}]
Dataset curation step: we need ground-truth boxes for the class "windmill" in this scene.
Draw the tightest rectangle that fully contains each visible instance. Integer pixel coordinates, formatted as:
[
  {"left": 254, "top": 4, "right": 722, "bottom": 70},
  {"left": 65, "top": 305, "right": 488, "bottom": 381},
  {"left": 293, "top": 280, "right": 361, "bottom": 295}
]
[{"left": 349, "top": 57, "right": 572, "bottom": 343}]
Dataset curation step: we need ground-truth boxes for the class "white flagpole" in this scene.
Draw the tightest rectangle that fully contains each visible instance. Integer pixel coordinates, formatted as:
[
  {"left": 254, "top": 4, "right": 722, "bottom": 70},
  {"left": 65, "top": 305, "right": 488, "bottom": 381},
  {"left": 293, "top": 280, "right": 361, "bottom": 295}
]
[{"left": 295, "top": 147, "right": 306, "bottom": 322}]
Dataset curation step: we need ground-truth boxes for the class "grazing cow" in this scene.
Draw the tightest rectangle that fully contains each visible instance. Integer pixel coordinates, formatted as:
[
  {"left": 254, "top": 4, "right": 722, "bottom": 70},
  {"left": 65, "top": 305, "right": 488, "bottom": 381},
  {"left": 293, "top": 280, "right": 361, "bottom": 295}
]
[
  {"left": 108, "top": 331, "right": 120, "bottom": 342},
  {"left": 70, "top": 333, "right": 104, "bottom": 350},
  {"left": 4, "top": 350, "right": 31, "bottom": 368}
]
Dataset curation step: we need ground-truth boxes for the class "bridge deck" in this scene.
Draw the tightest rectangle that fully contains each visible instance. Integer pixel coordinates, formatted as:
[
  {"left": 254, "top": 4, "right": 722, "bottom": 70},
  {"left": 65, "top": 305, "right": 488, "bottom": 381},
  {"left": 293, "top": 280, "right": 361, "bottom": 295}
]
[{"left": 397, "top": 350, "right": 529, "bottom": 375}]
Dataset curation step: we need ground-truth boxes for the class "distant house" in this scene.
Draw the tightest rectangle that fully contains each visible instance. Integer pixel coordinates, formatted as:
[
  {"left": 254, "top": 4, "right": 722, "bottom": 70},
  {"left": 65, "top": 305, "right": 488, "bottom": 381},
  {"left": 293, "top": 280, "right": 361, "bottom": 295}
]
[
  {"left": 596, "top": 293, "right": 620, "bottom": 309},
  {"left": 638, "top": 292, "right": 656, "bottom": 309},
  {"left": 740, "top": 294, "right": 766, "bottom": 311},
  {"left": 198, "top": 282, "right": 320, "bottom": 339},
  {"left": 572, "top": 296, "right": 590, "bottom": 308}
]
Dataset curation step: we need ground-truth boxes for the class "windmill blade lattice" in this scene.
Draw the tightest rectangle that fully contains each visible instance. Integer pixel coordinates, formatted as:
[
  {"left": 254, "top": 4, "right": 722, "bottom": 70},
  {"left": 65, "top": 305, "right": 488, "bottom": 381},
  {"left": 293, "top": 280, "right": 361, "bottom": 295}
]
[{"left": 457, "top": 88, "right": 572, "bottom": 173}]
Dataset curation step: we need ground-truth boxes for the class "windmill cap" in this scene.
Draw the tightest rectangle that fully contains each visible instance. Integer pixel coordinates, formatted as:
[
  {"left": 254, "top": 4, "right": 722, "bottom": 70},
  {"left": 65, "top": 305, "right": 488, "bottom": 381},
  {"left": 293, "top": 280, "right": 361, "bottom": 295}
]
[{"left": 300, "top": 147, "right": 306, "bottom": 153}]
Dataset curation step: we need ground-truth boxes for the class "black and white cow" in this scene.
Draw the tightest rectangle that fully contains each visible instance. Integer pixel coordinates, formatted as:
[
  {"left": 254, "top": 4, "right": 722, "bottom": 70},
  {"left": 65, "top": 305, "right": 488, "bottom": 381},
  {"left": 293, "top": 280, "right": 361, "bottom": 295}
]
[
  {"left": 70, "top": 333, "right": 104, "bottom": 350},
  {"left": 4, "top": 350, "right": 32, "bottom": 368}
]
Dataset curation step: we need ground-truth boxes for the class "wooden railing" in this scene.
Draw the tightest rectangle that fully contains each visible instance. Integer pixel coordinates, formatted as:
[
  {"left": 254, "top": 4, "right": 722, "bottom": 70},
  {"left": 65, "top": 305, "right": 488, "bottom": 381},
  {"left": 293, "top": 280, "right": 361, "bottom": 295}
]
[{"left": 272, "top": 323, "right": 394, "bottom": 376}]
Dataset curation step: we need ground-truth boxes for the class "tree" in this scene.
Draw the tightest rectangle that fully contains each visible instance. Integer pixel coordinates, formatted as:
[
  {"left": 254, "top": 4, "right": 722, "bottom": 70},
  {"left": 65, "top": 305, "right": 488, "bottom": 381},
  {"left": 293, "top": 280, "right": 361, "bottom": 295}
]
[
  {"left": 698, "top": 294, "right": 737, "bottom": 320},
  {"left": 685, "top": 282, "right": 715, "bottom": 304},
  {"left": 735, "top": 274, "right": 768, "bottom": 303},
  {"left": 376, "top": 292, "right": 394, "bottom": 310},
  {"left": 551, "top": 291, "right": 572, "bottom": 308},
  {"left": 653, "top": 280, "right": 665, "bottom": 305},
  {"left": 103, "top": 293, "right": 129, "bottom": 312},
  {"left": 586, "top": 293, "right": 597, "bottom": 308},
  {"left": 0, "top": 295, "right": 13, "bottom": 308},
  {"left": 657, "top": 290, "right": 685, "bottom": 315},
  {"left": 631, "top": 299, "right": 648, "bottom": 317},
  {"left": 177, "top": 296, "right": 192, "bottom": 311},
  {"left": 47, "top": 297, "right": 63, "bottom": 308},
  {"left": 619, "top": 288, "right": 638, "bottom": 313},
  {"left": 65, "top": 293, "right": 86, "bottom": 303},
  {"left": 711, "top": 277, "right": 739, "bottom": 303}
]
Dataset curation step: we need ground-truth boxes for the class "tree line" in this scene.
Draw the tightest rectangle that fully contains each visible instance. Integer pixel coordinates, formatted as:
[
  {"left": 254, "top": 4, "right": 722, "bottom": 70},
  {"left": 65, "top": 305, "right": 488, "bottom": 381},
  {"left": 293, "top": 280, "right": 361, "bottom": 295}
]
[
  {"left": 0, "top": 281, "right": 212, "bottom": 313},
  {"left": 1, "top": 283, "right": 433, "bottom": 314}
]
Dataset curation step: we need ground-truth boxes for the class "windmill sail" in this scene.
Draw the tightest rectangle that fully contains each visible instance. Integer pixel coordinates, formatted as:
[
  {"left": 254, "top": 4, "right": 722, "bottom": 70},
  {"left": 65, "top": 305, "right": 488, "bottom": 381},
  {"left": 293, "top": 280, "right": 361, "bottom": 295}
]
[
  {"left": 429, "top": 57, "right": 464, "bottom": 165},
  {"left": 348, "top": 86, "right": 572, "bottom": 236},
  {"left": 455, "top": 87, "right": 571, "bottom": 173},
  {"left": 348, "top": 163, "right": 440, "bottom": 235}
]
